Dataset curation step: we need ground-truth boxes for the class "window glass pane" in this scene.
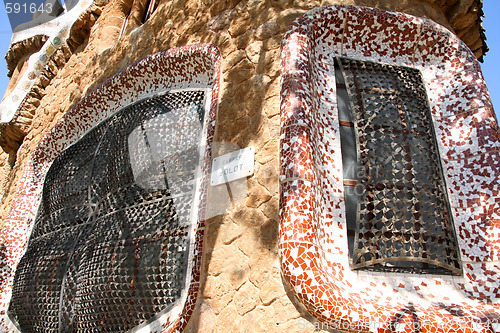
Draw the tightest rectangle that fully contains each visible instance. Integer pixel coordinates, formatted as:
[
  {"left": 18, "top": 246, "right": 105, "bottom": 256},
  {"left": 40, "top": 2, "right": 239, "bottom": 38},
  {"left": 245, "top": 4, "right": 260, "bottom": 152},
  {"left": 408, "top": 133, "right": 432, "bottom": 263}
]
[
  {"left": 335, "top": 65, "right": 354, "bottom": 122},
  {"left": 339, "top": 125, "right": 357, "bottom": 180},
  {"left": 344, "top": 185, "right": 359, "bottom": 259}
]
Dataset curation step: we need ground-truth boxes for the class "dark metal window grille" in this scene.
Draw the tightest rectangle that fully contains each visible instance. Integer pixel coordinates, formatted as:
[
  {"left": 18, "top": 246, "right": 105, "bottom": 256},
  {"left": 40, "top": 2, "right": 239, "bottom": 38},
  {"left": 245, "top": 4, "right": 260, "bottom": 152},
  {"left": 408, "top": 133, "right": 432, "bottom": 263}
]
[
  {"left": 335, "top": 58, "right": 461, "bottom": 275},
  {"left": 8, "top": 90, "right": 206, "bottom": 332}
]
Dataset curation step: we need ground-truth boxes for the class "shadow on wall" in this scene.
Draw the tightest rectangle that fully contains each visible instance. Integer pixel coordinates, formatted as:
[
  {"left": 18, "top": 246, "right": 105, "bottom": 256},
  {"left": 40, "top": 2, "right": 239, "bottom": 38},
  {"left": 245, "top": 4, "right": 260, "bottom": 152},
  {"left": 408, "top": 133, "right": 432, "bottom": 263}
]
[{"left": 167, "top": 1, "right": 295, "bottom": 331}]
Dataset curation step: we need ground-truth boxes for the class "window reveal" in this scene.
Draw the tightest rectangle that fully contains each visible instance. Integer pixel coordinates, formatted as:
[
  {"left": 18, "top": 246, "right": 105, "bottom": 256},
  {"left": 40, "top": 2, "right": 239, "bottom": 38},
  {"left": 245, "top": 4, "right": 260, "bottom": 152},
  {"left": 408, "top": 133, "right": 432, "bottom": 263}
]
[
  {"left": 335, "top": 58, "right": 461, "bottom": 275},
  {"left": 8, "top": 90, "right": 206, "bottom": 332}
]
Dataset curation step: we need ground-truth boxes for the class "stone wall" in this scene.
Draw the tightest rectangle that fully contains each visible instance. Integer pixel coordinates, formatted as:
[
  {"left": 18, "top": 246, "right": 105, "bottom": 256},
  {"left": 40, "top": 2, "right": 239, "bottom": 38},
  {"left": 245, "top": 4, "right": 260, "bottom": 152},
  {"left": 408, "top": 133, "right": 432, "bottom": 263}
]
[{"left": 0, "top": 0, "right": 489, "bottom": 331}]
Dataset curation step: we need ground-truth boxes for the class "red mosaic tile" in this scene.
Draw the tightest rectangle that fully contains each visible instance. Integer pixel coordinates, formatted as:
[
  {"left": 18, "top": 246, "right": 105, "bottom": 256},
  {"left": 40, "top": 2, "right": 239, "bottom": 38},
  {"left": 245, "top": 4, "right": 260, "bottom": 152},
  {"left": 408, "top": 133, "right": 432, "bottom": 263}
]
[{"left": 280, "top": 125, "right": 317, "bottom": 182}]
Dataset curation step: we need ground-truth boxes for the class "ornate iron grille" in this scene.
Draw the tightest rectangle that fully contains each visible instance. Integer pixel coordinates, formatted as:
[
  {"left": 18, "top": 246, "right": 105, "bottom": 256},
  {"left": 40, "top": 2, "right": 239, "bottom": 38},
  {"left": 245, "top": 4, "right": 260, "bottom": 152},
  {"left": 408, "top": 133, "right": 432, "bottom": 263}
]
[
  {"left": 9, "top": 90, "right": 206, "bottom": 332},
  {"left": 336, "top": 58, "right": 461, "bottom": 275}
]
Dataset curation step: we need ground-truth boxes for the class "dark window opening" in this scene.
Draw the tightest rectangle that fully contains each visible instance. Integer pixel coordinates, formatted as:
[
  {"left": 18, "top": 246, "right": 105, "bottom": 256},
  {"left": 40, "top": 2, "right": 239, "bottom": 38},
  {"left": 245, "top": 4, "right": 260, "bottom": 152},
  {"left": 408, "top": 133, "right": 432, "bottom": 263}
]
[
  {"left": 120, "top": 14, "right": 130, "bottom": 38},
  {"left": 142, "top": 0, "right": 158, "bottom": 23},
  {"left": 335, "top": 58, "right": 461, "bottom": 276},
  {"left": 8, "top": 90, "right": 206, "bottom": 332},
  {"left": 120, "top": 0, "right": 157, "bottom": 38}
]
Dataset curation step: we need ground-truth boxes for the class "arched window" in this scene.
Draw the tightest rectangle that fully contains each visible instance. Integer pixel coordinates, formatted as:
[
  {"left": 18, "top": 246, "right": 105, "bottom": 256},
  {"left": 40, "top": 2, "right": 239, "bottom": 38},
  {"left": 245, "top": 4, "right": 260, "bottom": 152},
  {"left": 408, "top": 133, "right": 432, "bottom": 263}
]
[
  {"left": 0, "top": 44, "right": 220, "bottom": 333},
  {"left": 9, "top": 90, "right": 206, "bottom": 331}
]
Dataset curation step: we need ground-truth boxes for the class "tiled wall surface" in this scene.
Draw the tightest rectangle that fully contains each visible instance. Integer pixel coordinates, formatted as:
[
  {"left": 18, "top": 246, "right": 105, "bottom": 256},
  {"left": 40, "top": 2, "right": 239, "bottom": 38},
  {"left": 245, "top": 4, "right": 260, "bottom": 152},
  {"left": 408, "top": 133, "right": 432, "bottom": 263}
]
[
  {"left": 0, "top": 44, "right": 221, "bottom": 332},
  {"left": 280, "top": 5, "right": 500, "bottom": 333}
]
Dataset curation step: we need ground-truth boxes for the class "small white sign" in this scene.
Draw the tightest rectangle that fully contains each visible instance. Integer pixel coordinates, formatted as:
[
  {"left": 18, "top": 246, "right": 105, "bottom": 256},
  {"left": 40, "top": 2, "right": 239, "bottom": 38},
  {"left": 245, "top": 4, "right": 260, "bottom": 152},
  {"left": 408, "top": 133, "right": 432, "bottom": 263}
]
[{"left": 211, "top": 146, "right": 254, "bottom": 186}]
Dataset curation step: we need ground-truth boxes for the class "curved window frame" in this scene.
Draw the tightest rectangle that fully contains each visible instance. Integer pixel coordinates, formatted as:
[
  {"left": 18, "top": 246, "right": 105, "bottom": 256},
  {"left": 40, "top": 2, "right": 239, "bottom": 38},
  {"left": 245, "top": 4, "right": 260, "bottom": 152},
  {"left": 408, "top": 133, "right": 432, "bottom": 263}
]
[
  {"left": 280, "top": 5, "right": 500, "bottom": 332},
  {"left": 0, "top": 43, "right": 221, "bottom": 333}
]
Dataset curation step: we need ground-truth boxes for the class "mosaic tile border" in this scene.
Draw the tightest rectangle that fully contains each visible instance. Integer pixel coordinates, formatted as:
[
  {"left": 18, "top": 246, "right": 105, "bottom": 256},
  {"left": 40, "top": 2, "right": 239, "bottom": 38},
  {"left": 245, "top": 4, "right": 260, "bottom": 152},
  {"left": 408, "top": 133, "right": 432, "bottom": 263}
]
[
  {"left": 0, "top": 43, "right": 221, "bottom": 332},
  {"left": 280, "top": 5, "right": 500, "bottom": 332}
]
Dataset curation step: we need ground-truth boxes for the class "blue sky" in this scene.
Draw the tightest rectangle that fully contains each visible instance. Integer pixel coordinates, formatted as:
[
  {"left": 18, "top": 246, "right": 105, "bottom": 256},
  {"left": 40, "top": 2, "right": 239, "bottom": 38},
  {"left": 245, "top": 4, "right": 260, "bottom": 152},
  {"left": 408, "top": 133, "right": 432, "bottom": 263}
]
[
  {"left": 0, "top": 2, "right": 498, "bottom": 119},
  {"left": 0, "top": 6, "right": 12, "bottom": 96},
  {"left": 480, "top": 0, "right": 499, "bottom": 118}
]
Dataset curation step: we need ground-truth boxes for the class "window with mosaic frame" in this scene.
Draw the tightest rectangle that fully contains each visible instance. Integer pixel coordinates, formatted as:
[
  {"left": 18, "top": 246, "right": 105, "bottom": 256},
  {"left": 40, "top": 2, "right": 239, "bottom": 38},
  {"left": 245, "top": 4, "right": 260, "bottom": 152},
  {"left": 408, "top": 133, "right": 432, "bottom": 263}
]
[
  {"left": 335, "top": 57, "right": 462, "bottom": 275},
  {"left": 7, "top": 89, "right": 209, "bottom": 332},
  {"left": 279, "top": 5, "right": 500, "bottom": 331}
]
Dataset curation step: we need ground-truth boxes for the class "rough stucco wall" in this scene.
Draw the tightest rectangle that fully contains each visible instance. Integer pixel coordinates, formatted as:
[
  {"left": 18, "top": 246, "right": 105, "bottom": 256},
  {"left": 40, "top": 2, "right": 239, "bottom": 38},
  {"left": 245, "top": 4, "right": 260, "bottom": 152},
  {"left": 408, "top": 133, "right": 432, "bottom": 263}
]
[{"left": 0, "top": 0, "right": 479, "bottom": 332}]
